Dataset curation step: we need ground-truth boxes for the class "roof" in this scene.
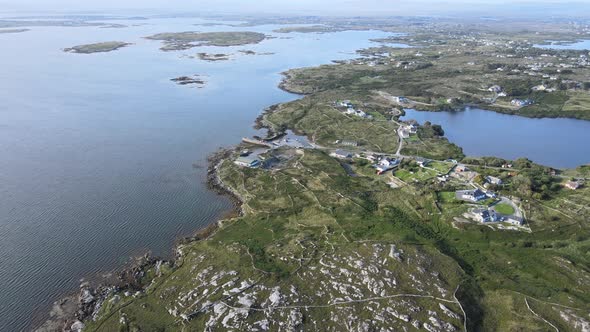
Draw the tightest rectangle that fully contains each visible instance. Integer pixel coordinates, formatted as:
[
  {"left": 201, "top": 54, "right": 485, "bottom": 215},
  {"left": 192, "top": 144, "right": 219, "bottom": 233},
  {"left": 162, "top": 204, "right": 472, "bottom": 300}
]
[
  {"left": 236, "top": 155, "right": 260, "bottom": 164},
  {"left": 473, "top": 189, "right": 486, "bottom": 196},
  {"left": 333, "top": 149, "right": 352, "bottom": 157}
]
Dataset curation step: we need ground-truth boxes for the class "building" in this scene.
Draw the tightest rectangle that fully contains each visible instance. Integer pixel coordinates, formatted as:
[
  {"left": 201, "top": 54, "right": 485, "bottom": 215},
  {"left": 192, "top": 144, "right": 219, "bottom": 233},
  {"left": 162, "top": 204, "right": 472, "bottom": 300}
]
[
  {"left": 456, "top": 189, "right": 488, "bottom": 202},
  {"left": 375, "top": 158, "right": 400, "bottom": 174},
  {"left": 234, "top": 155, "right": 261, "bottom": 168},
  {"left": 346, "top": 107, "right": 372, "bottom": 119},
  {"left": 511, "top": 99, "right": 533, "bottom": 107},
  {"left": 338, "top": 140, "right": 359, "bottom": 147},
  {"left": 486, "top": 176, "right": 503, "bottom": 185},
  {"left": 488, "top": 85, "right": 503, "bottom": 93},
  {"left": 330, "top": 149, "right": 353, "bottom": 159},
  {"left": 339, "top": 100, "right": 352, "bottom": 108},
  {"left": 565, "top": 180, "right": 582, "bottom": 190},
  {"left": 415, "top": 157, "right": 431, "bottom": 168},
  {"left": 399, "top": 129, "right": 410, "bottom": 139},
  {"left": 505, "top": 216, "right": 524, "bottom": 226},
  {"left": 473, "top": 209, "right": 500, "bottom": 223},
  {"left": 455, "top": 164, "right": 468, "bottom": 172}
]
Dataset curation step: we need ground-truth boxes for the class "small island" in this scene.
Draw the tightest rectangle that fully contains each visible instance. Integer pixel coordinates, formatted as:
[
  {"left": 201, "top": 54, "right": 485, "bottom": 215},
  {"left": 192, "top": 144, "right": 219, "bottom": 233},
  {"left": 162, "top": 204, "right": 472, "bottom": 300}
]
[
  {"left": 238, "top": 49, "right": 275, "bottom": 56},
  {"left": 196, "top": 52, "right": 231, "bottom": 61},
  {"left": 64, "top": 41, "right": 132, "bottom": 54},
  {"left": 145, "top": 31, "right": 266, "bottom": 51},
  {"left": 170, "top": 75, "right": 205, "bottom": 87}
]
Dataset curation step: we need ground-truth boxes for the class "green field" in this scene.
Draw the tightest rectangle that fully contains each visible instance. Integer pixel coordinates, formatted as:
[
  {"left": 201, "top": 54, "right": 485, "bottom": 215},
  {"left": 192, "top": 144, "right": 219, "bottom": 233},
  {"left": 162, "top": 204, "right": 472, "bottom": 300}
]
[{"left": 494, "top": 203, "right": 516, "bottom": 215}]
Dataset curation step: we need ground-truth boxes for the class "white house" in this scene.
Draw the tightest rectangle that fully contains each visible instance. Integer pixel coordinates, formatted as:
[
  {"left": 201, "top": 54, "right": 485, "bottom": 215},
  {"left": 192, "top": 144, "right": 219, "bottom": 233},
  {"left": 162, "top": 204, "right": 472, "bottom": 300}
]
[
  {"left": 505, "top": 216, "right": 524, "bottom": 226},
  {"left": 456, "top": 189, "right": 488, "bottom": 202},
  {"left": 399, "top": 129, "right": 410, "bottom": 139},
  {"left": 415, "top": 157, "right": 431, "bottom": 168},
  {"left": 486, "top": 176, "right": 503, "bottom": 185},
  {"left": 330, "top": 149, "right": 353, "bottom": 159},
  {"left": 473, "top": 209, "right": 500, "bottom": 223},
  {"left": 375, "top": 158, "right": 400, "bottom": 174}
]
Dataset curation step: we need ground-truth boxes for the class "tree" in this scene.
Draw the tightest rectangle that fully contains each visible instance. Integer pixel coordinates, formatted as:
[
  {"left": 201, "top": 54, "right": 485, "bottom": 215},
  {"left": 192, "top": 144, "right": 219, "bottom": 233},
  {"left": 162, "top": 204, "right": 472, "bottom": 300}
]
[
  {"left": 514, "top": 158, "right": 532, "bottom": 169},
  {"left": 512, "top": 174, "right": 533, "bottom": 197},
  {"left": 431, "top": 124, "right": 445, "bottom": 136}
]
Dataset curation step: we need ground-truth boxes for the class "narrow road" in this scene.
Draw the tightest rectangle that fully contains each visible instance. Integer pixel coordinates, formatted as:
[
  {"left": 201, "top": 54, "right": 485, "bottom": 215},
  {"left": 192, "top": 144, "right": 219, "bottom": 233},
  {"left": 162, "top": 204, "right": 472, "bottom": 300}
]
[{"left": 395, "top": 126, "right": 404, "bottom": 156}]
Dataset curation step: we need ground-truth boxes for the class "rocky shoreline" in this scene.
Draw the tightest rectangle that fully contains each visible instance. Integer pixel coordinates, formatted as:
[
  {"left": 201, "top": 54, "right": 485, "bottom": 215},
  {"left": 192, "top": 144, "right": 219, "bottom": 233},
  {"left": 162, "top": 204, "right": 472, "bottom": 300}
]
[
  {"left": 34, "top": 255, "right": 158, "bottom": 332},
  {"left": 35, "top": 147, "right": 247, "bottom": 332},
  {"left": 34, "top": 71, "right": 295, "bottom": 332}
]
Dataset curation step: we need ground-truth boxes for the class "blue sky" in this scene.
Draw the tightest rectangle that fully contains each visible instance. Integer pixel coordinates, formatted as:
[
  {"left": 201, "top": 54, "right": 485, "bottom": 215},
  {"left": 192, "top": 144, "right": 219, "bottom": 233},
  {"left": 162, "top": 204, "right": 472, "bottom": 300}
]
[{"left": 1, "top": 0, "right": 589, "bottom": 18}]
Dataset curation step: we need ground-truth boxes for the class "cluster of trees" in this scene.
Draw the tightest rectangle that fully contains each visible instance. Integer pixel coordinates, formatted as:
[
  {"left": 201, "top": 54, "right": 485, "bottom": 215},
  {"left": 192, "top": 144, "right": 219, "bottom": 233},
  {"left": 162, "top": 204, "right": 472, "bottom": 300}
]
[
  {"left": 500, "top": 78, "right": 536, "bottom": 96},
  {"left": 511, "top": 158, "right": 560, "bottom": 199},
  {"left": 420, "top": 121, "right": 445, "bottom": 137}
]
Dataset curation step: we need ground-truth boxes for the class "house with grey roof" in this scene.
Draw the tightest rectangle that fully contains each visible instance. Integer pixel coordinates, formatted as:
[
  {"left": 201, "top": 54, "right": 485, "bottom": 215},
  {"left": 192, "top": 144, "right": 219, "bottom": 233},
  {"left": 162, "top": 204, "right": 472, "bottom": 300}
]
[
  {"left": 330, "top": 149, "right": 353, "bottom": 159},
  {"left": 234, "top": 155, "right": 261, "bottom": 168},
  {"left": 456, "top": 189, "right": 488, "bottom": 202}
]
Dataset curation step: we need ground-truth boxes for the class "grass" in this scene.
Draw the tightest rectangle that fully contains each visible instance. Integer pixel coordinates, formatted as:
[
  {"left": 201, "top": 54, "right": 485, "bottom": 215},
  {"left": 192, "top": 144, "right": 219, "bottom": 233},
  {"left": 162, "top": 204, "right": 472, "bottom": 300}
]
[
  {"left": 430, "top": 161, "right": 453, "bottom": 174},
  {"left": 438, "top": 191, "right": 457, "bottom": 203},
  {"left": 266, "top": 96, "right": 401, "bottom": 154},
  {"left": 494, "top": 203, "right": 516, "bottom": 215},
  {"left": 393, "top": 167, "right": 438, "bottom": 182}
]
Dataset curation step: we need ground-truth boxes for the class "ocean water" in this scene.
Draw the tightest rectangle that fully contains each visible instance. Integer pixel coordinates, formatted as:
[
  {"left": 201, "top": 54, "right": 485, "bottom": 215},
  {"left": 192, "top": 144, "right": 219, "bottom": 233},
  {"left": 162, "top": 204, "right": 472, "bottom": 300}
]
[{"left": 0, "top": 17, "right": 393, "bottom": 331}]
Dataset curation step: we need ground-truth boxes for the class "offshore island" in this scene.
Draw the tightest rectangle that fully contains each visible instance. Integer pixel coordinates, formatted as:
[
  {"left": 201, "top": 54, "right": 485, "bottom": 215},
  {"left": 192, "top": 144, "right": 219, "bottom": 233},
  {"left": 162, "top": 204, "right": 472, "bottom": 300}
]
[{"left": 37, "top": 17, "right": 590, "bottom": 332}]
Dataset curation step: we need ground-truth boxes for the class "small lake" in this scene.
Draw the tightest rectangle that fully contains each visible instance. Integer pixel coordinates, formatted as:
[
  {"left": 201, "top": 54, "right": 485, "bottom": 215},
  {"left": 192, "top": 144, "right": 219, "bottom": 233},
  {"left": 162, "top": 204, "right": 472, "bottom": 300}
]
[
  {"left": 402, "top": 108, "right": 590, "bottom": 169},
  {"left": 534, "top": 40, "right": 590, "bottom": 50}
]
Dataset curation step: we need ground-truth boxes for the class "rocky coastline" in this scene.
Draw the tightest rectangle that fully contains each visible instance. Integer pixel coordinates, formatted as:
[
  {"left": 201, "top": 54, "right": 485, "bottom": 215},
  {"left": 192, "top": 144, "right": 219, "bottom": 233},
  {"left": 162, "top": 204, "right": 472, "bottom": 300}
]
[
  {"left": 34, "top": 146, "right": 247, "bottom": 332},
  {"left": 35, "top": 65, "right": 299, "bottom": 332},
  {"left": 34, "top": 255, "right": 158, "bottom": 332}
]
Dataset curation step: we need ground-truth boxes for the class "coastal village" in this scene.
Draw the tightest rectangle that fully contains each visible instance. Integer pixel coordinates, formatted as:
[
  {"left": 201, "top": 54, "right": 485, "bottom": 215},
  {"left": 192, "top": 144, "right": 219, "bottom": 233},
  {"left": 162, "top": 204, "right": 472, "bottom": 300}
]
[{"left": 229, "top": 96, "right": 588, "bottom": 233}]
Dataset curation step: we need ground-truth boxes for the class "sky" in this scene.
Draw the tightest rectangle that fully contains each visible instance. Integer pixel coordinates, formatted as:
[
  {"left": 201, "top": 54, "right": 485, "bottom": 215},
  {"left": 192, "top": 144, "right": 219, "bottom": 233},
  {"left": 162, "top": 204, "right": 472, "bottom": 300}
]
[{"left": 1, "top": 0, "right": 590, "bottom": 18}]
